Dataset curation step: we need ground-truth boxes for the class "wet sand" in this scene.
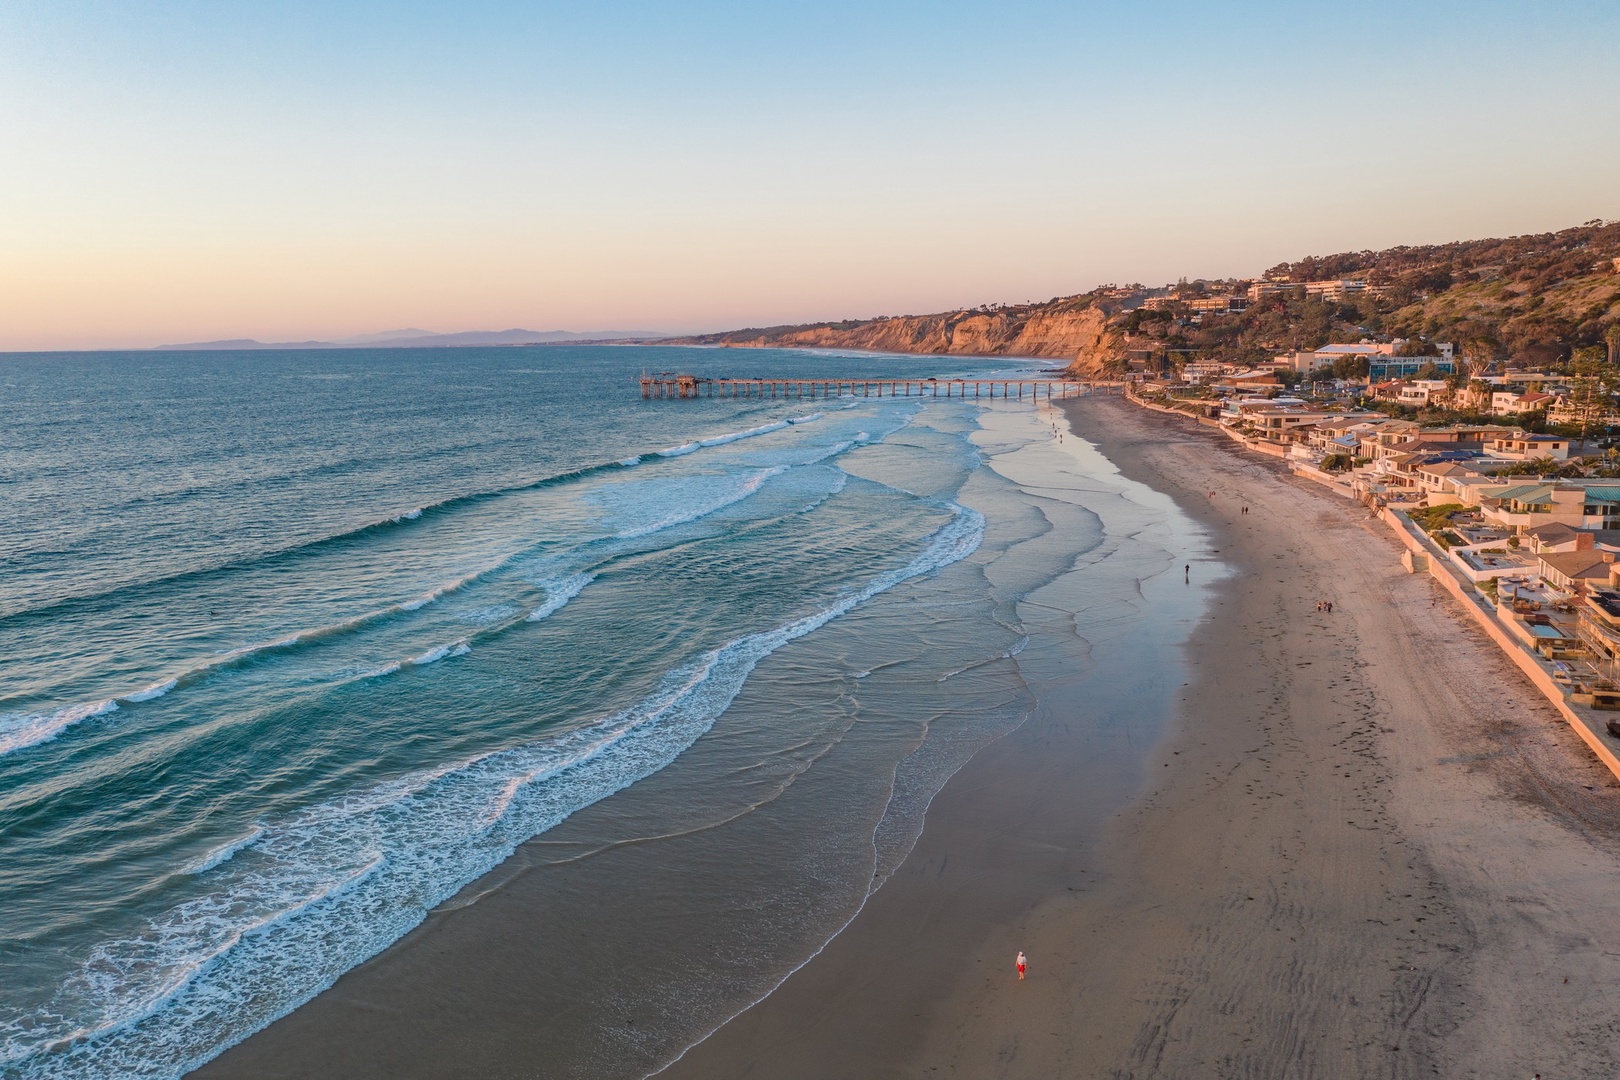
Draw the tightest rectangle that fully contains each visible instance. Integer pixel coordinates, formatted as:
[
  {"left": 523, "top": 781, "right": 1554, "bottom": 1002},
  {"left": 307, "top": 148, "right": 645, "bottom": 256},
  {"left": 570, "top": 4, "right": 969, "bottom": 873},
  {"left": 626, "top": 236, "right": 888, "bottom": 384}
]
[
  {"left": 187, "top": 396, "right": 1620, "bottom": 1079},
  {"left": 660, "top": 396, "right": 1620, "bottom": 1078},
  {"left": 187, "top": 397, "right": 1202, "bottom": 1079}
]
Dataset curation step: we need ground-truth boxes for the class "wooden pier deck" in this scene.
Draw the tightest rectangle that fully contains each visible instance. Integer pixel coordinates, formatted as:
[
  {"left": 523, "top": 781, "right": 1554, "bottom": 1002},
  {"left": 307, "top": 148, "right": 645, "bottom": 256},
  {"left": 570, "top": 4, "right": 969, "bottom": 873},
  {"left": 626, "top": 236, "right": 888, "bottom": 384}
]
[{"left": 639, "top": 373, "right": 1121, "bottom": 400}]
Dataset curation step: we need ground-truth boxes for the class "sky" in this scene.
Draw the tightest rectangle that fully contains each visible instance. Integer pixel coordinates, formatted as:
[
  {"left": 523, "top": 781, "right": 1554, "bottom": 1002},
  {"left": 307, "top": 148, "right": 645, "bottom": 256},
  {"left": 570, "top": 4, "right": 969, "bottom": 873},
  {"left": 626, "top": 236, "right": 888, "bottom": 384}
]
[{"left": 1, "top": 0, "right": 1617, "bottom": 350}]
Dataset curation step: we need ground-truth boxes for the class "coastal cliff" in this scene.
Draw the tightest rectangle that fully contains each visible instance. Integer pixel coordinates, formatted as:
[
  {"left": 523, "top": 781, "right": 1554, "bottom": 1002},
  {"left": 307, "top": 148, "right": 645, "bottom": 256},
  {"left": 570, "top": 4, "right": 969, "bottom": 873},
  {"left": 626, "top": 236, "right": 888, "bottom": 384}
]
[
  {"left": 664, "top": 220, "right": 1620, "bottom": 379},
  {"left": 666, "top": 301, "right": 1127, "bottom": 376}
]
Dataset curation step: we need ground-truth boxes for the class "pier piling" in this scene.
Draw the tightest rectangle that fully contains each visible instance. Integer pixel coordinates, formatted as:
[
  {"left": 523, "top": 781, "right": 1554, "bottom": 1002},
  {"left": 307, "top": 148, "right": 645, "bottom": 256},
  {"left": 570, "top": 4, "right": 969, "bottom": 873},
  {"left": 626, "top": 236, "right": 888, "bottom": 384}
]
[{"left": 639, "top": 374, "right": 1117, "bottom": 401}]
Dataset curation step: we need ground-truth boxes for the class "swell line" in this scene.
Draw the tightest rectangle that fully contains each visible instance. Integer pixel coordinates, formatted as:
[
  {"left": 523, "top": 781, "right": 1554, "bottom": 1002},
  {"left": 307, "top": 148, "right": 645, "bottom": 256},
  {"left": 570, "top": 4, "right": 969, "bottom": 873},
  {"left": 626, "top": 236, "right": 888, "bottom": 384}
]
[
  {"left": 0, "top": 442, "right": 835, "bottom": 760},
  {"left": 0, "top": 568, "right": 597, "bottom": 760},
  {"left": 0, "top": 413, "right": 824, "bottom": 627},
  {"left": 0, "top": 502, "right": 984, "bottom": 1080}
]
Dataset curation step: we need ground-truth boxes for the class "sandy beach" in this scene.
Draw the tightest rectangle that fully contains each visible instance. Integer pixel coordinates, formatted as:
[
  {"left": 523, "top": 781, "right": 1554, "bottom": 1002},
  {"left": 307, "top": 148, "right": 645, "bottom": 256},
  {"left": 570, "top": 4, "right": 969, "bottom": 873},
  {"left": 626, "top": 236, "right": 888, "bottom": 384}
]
[
  {"left": 659, "top": 396, "right": 1620, "bottom": 1078},
  {"left": 184, "top": 394, "right": 1620, "bottom": 1080}
]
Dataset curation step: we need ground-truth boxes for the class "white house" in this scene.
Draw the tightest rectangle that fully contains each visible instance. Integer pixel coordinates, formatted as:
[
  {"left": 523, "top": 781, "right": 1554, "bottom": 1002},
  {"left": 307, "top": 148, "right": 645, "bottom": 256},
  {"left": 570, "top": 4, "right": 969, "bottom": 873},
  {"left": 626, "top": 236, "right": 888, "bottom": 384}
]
[{"left": 1492, "top": 391, "right": 1555, "bottom": 416}]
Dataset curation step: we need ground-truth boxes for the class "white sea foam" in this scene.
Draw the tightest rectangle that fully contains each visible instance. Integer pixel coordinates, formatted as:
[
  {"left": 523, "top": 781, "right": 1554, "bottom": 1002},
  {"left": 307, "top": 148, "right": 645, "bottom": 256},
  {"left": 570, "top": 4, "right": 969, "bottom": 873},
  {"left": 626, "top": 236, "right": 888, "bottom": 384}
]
[
  {"left": 179, "top": 826, "right": 265, "bottom": 876},
  {"left": 459, "top": 604, "right": 519, "bottom": 626},
  {"left": 696, "top": 419, "right": 787, "bottom": 447},
  {"left": 3, "top": 438, "right": 847, "bottom": 765},
  {"left": 1, "top": 564, "right": 516, "bottom": 756},
  {"left": 0, "top": 699, "right": 119, "bottom": 757},
  {"left": 797, "top": 469, "right": 849, "bottom": 513},
  {"left": 37, "top": 853, "right": 387, "bottom": 1062},
  {"left": 655, "top": 417, "right": 800, "bottom": 459},
  {"left": 406, "top": 641, "right": 470, "bottom": 667},
  {"left": 124, "top": 679, "right": 178, "bottom": 703},
  {"left": 526, "top": 573, "right": 595, "bottom": 622},
  {"left": 612, "top": 467, "right": 785, "bottom": 541},
  {"left": 618, "top": 456, "right": 642, "bottom": 467},
  {"left": 0, "top": 504, "right": 986, "bottom": 1080}
]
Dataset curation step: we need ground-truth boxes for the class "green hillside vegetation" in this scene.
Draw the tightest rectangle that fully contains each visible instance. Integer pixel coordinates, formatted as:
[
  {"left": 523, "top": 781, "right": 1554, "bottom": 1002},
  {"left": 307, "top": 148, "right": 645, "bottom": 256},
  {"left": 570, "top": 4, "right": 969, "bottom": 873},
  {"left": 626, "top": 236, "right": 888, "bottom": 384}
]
[
  {"left": 1113, "top": 220, "right": 1620, "bottom": 373},
  {"left": 668, "top": 220, "right": 1620, "bottom": 374}
]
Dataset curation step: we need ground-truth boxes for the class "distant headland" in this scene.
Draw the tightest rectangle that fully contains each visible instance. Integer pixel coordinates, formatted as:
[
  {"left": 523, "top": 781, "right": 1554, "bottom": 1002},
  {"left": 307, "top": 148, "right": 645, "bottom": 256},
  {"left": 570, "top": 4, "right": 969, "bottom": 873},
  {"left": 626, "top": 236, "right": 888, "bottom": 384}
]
[{"left": 662, "top": 219, "right": 1620, "bottom": 378}]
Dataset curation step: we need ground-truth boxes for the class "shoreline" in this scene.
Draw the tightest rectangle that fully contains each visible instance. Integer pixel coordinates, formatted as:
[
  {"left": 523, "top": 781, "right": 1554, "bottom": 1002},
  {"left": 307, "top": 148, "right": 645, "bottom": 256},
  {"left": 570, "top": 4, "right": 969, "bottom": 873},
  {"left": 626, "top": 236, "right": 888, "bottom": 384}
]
[
  {"left": 652, "top": 397, "right": 1212, "bottom": 1078},
  {"left": 659, "top": 397, "right": 1620, "bottom": 1077},
  {"left": 185, "top": 395, "right": 1197, "bottom": 1079},
  {"left": 181, "top": 394, "right": 1620, "bottom": 1078}
]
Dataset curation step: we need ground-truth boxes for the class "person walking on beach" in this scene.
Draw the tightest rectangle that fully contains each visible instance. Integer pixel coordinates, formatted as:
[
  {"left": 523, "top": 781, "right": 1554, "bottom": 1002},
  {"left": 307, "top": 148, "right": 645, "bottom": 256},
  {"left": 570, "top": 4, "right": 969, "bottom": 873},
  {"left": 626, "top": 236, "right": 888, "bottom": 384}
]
[{"left": 1016, "top": 951, "right": 1027, "bottom": 980}]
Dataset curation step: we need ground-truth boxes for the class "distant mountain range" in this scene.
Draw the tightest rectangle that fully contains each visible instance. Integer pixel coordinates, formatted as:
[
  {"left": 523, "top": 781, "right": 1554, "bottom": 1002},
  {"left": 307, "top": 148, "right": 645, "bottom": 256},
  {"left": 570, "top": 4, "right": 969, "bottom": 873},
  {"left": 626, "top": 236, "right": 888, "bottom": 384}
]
[{"left": 157, "top": 328, "right": 665, "bottom": 350}]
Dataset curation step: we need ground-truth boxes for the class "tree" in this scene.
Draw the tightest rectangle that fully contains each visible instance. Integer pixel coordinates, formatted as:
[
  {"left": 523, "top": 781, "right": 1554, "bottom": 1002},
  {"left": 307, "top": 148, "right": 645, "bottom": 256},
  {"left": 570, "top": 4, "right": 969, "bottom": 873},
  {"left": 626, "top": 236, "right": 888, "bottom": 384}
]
[
  {"left": 1294, "top": 297, "right": 1335, "bottom": 349},
  {"left": 1462, "top": 330, "right": 1503, "bottom": 369},
  {"left": 1412, "top": 362, "right": 1443, "bottom": 380},
  {"left": 1564, "top": 358, "right": 1620, "bottom": 439},
  {"left": 1608, "top": 324, "right": 1620, "bottom": 365},
  {"left": 1397, "top": 338, "right": 1433, "bottom": 357},
  {"left": 1332, "top": 354, "right": 1370, "bottom": 380}
]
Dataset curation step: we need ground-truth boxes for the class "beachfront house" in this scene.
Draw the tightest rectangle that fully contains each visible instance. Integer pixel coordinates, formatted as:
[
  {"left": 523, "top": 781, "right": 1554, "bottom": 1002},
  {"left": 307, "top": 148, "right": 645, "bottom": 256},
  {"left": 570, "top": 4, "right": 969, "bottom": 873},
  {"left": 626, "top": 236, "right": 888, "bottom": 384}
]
[
  {"left": 1487, "top": 434, "right": 1571, "bottom": 461},
  {"left": 1354, "top": 420, "right": 1422, "bottom": 458},
  {"left": 1539, "top": 550, "right": 1618, "bottom": 595},
  {"left": 1213, "top": 371, "right": 1282, "bottom": 393},
  {"left": 1412, "top": 461, "right": 1486, "bottom": 500},
  {"left": 1238, "top": 407, "right": 1378, "bottom": 444},
  {"left": 1523, "top": 522, "right": 1587, "bottom": 553},
  {"left": 1478, "top": 483, "right": 1620, "bottom": 531},
  {"left": 1577, "top": 586, "right": 1620, "bottom": 687}
]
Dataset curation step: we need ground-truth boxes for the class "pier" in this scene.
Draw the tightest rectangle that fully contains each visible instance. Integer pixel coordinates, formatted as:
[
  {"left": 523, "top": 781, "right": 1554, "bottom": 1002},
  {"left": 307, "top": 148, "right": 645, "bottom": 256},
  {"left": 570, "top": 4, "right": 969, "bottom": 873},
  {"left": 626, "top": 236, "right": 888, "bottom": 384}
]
[{"left": 639, "top": 373, "right": 1122, "bottom": 400}]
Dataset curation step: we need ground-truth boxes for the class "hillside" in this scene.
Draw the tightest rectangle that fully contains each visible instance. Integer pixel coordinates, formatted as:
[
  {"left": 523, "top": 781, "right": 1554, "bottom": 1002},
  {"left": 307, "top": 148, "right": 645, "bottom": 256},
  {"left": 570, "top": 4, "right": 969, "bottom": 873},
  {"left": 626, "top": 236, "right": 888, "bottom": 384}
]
[
  {"left": 670, "top": 299, "right": 1112, "bottom": 362},
  {"left": 668, "top": 220, "right": 1620, "bottom": 377}
]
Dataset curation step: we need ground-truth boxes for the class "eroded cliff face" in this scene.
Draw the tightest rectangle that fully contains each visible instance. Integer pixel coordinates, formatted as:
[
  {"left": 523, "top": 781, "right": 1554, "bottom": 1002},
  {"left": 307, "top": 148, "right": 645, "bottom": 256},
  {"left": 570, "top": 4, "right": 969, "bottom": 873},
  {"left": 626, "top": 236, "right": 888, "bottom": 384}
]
[
  {"left": 1066, "top": 317, "right": 1130, "bottom": 379},
  {"left": 671, "top": 303, "right": 1128, "bottom": 375}
]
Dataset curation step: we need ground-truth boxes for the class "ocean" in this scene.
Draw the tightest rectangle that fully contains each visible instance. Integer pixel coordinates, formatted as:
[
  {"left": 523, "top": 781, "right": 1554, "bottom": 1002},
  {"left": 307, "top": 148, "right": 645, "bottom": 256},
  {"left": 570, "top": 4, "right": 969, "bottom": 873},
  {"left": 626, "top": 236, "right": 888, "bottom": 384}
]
[{"left": 0, "top": 345, "right": 1206, "bottom": 1078}]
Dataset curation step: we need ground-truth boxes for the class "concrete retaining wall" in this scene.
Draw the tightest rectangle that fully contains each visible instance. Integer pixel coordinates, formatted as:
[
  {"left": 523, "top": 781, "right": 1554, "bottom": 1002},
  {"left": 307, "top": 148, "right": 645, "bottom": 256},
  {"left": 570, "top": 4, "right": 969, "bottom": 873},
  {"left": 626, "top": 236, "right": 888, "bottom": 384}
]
[
  {"left": 1381, "top": 507, "right": 1620, "bottom": 783},
  {"left": 1117, "top": 389, "right": 1620, "bottom": 785}
]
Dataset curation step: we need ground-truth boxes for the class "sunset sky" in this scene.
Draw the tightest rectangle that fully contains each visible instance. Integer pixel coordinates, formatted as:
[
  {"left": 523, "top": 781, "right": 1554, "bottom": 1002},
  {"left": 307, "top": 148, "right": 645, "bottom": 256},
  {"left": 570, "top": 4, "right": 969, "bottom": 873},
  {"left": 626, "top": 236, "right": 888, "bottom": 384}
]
[{"left": 2, "top": 0, "right": 1617, "bottom": 349}]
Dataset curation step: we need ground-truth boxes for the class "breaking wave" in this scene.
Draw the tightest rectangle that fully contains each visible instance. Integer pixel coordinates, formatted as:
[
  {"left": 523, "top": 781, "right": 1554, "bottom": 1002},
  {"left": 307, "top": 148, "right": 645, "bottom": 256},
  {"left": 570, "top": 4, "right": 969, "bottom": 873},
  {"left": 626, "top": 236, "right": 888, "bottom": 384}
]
[{"left": 0, "top": 503, "right": 984, "bottom": 1080}]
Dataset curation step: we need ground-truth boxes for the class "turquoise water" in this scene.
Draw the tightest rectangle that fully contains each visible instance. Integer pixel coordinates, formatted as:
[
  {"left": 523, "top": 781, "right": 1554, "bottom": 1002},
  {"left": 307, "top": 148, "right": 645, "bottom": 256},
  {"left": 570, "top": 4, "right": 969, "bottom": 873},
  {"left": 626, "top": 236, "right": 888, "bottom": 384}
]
[{"left": 1, "top": 345, "right": 1094, "bottom": 1078}]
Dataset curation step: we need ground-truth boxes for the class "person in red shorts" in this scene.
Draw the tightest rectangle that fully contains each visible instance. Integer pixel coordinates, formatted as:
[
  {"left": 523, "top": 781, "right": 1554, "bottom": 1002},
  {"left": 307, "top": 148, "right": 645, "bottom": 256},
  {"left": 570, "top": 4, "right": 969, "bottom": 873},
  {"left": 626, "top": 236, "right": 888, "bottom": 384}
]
[{"left": 1016, "top": 951, "right": 1027, "bottom": 980}]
